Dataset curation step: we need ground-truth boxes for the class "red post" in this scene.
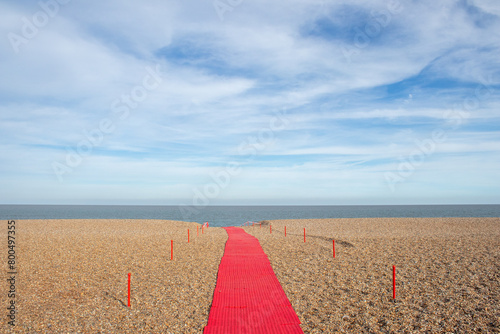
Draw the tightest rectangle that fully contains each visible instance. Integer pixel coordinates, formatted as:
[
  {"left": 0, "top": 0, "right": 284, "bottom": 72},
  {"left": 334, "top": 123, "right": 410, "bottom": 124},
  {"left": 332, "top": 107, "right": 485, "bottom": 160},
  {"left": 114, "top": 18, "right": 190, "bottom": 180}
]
[
  {"left": 393, "top": 265, "right": 396, "bottom": 300},
  {"left": 197, "top": 225, "right": 199, "bottom": 236},
  {"left": 270, "top": 225, "right": 272, "bottom": 234},
  {"left": 188, "top": 229, "right": 190, "bottom": 243},
  {"left": 170, "top": 240, "right": 173, "bottom": 260},
  {"left": 304, "top": 228, "right": 306, "bottom": 242},
  {"left": 333, "top": 239, "right": 335, "bottom": 258},
  {"left": 285, "top": 226, "right": 287, "bottom": 237},
  {"left": 127, "top": 273, "right": 131, "bottom": 307},
  {"left": 260, "top": 223, "right": 261, "bottom": 228}
]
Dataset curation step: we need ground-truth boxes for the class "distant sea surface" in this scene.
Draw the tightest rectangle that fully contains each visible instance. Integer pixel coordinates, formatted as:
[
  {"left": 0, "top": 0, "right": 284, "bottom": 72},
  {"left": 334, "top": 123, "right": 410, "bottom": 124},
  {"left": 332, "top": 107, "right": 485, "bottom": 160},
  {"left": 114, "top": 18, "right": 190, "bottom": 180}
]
[{"left": 1, "top": 205, "right": 499, "bottom": 227}]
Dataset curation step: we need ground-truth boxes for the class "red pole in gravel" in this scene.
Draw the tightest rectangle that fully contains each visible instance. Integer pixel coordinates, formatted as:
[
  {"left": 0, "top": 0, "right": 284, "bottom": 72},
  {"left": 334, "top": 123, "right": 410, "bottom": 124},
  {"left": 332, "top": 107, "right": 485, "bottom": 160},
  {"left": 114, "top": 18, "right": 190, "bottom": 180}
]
[
  {"left": 188, "top": 229, "right": 190, "bottom": 243},
  {"left": 333, "top": 239, "right": 335, "bottom": 258},
  {"left": 393, "top": 265, "right": 396, "bottom": 300},
  {"left": 270, "top": 225, "right": 272, "bottom": 234},
  {"left": 127, "top": 273, "right": 131, "bottom": 307},
  {"left": 171, "top": 240, "right": 173, "bottom": 260},
  {"left": 285, "top": 226, "right": 287, "bottom": 237},
  {"left": 304, "top": 228, "right": 306, "bottom": 242}
]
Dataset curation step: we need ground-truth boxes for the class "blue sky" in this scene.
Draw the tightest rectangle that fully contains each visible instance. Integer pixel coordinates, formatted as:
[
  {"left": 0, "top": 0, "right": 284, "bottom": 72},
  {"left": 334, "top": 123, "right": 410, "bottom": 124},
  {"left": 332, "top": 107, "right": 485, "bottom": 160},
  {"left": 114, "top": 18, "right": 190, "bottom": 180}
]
[{"left": 0, "top": 0, "right": 499, "bottom": 205}]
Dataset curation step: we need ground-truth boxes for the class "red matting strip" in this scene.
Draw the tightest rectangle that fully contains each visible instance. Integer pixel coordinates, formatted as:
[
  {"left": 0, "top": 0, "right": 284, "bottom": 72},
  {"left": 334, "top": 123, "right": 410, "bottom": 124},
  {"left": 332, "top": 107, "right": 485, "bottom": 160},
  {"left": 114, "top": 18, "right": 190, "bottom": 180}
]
[{"left": 204, "top": 227, "right": 304, "bottom": 334}]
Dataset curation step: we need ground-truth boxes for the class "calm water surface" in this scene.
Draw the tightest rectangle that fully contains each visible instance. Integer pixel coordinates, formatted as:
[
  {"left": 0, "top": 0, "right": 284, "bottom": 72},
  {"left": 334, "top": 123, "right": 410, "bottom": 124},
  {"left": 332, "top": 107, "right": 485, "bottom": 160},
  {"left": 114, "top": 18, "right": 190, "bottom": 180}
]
[{"left": 1, "top": 205, "right": 499, "bottom": 227}]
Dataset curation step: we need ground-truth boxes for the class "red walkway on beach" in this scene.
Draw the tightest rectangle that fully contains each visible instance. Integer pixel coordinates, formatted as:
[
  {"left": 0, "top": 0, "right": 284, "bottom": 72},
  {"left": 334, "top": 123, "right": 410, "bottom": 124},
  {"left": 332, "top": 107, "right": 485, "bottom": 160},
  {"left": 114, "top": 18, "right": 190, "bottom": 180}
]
[{"left": 204, "top": 227, "right": 303, "bottom": 333}]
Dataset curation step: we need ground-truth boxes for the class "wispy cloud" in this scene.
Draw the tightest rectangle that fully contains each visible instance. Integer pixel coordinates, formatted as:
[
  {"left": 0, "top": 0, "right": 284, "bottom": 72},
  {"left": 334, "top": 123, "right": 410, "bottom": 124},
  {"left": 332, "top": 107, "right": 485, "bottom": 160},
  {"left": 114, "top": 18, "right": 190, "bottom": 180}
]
[{"left": 0, "top": 0, "right": 499, "bottom": 205}]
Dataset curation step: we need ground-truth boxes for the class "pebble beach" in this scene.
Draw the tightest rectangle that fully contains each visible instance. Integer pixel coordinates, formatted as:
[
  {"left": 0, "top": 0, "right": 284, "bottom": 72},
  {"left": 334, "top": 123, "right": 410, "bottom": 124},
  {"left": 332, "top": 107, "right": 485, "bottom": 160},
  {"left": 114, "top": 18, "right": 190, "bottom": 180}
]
[
  {"left": 1, "top": 217, "right": 499, "bottom": 333},
  {"left": 1, "top": 220, "right": 227, "bottom": 333},
  {"left": 245, "top": 217, "right": 500, "bottom": 333}
]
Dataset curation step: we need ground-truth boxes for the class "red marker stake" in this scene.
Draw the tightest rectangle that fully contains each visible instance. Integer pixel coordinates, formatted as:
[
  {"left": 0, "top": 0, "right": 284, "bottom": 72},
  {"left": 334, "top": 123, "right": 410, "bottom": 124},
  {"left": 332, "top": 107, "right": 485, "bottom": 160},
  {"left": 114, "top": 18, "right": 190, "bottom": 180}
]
[
  {"left": 304, "top": 228, "right": 306, "bottom": 242},
  {"left": 270, "top": 225, "right": 272, "bottom": 234},
  {"left": 393, "top": 265, "right": 396, "bottom": 300},
  {"left": 333, "top": 239, "right": 335, "bottom": 258},
  {"left": 170, "top": 240, "right": 173, "bottom": 260},
  {"left": 127, "top": 273, "right": 131, "bottom": 307},
  {"left": 188, "top": 229, "right": 190, "bottom": 243},
  {"left": 285, "top": 226, "right": 287, "bottom": 237}
]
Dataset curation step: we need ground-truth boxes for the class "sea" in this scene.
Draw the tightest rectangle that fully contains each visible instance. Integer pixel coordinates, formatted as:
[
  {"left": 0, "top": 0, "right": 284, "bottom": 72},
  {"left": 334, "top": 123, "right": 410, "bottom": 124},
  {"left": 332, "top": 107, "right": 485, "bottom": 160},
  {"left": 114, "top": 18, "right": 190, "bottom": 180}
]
[{"left": 1, "top": 204, "right": 499, "bottom": 227}]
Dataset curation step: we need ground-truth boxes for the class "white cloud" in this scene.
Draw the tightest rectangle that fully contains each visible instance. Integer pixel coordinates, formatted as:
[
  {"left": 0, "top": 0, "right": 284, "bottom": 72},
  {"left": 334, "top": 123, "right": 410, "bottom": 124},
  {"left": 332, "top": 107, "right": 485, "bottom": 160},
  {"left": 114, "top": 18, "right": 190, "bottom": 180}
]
[{"left": 0, "top": 0, "right": 499, "bottom": 204}]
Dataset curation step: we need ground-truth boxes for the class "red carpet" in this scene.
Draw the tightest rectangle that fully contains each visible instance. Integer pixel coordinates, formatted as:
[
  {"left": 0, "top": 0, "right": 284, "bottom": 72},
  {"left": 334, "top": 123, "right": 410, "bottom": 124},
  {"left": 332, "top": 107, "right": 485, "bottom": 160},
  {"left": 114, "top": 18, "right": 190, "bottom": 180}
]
[{"left": 204, "top": 227, "right": 303, "bottom": 333}]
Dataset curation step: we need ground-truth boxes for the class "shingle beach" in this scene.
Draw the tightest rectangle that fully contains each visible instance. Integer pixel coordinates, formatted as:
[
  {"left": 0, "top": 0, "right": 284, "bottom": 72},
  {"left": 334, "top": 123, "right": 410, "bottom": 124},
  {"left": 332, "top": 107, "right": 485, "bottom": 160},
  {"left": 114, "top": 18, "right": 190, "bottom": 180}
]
[
  {"left": 245, "top": 217, "right": 500, "bottom": 333},
  {"left": 1, "top": 220, "right": 227, "bottom": 333},
  {"left": 1, "top": 217, "right": 499, "bottom": 333}
]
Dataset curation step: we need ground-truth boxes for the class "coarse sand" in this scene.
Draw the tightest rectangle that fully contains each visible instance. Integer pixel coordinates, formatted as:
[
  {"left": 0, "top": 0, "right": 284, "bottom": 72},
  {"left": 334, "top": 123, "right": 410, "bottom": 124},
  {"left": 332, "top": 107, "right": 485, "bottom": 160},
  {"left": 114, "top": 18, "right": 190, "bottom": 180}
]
[
  {"left": 244, "top": 217, "right": 500, "bottom": 333},
  {"left": 1, "top": 217, "right": 499, "bottom": 333},
  {"left": 1, "top": 219, "right": 227, "bottom": 333}
]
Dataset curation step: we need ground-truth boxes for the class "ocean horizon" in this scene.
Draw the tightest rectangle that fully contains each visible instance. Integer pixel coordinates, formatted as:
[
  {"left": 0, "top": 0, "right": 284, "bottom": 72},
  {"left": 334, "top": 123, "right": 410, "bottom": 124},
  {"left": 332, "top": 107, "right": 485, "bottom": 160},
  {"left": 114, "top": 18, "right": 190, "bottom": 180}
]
[{"left": 1, "top": 204, "right": 499, "bottom": 227}]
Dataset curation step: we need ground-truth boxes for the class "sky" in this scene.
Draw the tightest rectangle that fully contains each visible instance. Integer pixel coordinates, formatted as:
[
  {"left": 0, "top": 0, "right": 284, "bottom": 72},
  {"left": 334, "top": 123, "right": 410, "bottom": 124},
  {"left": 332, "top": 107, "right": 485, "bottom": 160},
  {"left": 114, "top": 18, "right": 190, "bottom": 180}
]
[{"left": 0, "top": 0, "right": 499, "bottom": 206}]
